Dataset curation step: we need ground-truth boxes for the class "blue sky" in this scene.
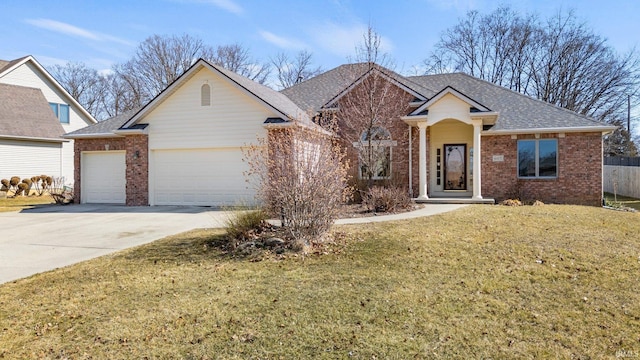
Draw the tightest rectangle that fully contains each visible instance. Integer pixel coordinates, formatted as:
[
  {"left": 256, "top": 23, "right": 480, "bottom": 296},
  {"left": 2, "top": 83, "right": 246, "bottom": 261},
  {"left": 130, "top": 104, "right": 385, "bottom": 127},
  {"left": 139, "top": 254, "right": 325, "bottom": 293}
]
[{"left": 2, "top": 0, "right": 639, "bottom": 76}]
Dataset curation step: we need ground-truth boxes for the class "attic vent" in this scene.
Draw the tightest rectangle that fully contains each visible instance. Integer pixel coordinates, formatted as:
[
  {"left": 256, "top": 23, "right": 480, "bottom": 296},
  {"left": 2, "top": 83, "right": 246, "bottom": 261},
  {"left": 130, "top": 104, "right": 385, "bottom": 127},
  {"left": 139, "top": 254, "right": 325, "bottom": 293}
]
[{"left": 201, "top": 83, "right": 211, "bottom": 106}]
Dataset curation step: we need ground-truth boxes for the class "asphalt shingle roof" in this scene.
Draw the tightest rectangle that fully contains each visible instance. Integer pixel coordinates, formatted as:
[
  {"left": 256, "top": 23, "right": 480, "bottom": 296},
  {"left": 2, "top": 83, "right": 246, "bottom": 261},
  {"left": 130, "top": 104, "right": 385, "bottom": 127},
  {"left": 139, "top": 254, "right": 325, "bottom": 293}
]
[
  {"left": 0, "top": 83, "right": 65, "bottom": 140},
  {"left": 280, "top": 63, "right": 436, "bottom": 113},
  {"left": 407, "top": 73, "right": 608, "bottom": 131},
  {"left": 65, "top": 109, "right": 140, "bottom": 137}
]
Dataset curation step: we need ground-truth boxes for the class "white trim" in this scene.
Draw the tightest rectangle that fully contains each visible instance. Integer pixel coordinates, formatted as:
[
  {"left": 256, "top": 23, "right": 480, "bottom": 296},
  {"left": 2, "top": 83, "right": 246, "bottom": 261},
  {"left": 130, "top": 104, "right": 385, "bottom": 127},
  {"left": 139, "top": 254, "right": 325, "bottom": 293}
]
[
  {"left": 410, "top": 87, "right": 490, "bottom": 116},
  {"left": 63, "top": 133, "right": 124, "bottom": 139},
  {"left": 0, "top": 56, "right": 97, "bottom": 124},
  {"left": 483, "top": 126, "right": 616, "bottom": 135},
  {"left": 112, "top": 128, "right": 147, "bottom": 135},
  {"left": 0, "top": 134, "right": 69, "bottom": 143}
]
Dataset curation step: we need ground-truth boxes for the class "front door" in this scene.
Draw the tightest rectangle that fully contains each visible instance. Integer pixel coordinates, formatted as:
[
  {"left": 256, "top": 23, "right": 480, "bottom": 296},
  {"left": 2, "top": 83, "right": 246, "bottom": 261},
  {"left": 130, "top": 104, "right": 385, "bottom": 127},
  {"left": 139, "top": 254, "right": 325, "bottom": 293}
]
[{"left": 444, "top": 144, "right": 466, "bottom": 190}]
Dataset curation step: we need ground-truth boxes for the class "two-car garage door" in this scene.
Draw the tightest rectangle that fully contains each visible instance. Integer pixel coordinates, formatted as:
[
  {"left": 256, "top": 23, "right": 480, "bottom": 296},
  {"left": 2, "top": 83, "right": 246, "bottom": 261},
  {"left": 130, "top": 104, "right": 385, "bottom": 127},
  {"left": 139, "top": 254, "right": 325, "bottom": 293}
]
[
  {"left": 81, "top": 148, "right": 255, "bottom": 206},
  {"left": 151, "top": 148, "right": 254, "bottom": 206}
]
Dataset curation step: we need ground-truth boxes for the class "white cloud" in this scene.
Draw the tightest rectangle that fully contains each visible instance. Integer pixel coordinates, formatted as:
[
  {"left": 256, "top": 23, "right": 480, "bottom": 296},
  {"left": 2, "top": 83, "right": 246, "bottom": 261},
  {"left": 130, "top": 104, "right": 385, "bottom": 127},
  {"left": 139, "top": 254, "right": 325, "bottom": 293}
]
[
  {"left": 311, "top": 22, "right": 394, "bottom": 58},
  {"left": 25, "top": 18, "right": 132, "bottom": 46},
  {"left": 26, "top": 19, "right": 99, "bottom": 40},
  {"left": 173, "top": 0, "right": 243, "bottom": 15},
  {"left": 259, "top": 30, "right": 306, "bottom": 50}
]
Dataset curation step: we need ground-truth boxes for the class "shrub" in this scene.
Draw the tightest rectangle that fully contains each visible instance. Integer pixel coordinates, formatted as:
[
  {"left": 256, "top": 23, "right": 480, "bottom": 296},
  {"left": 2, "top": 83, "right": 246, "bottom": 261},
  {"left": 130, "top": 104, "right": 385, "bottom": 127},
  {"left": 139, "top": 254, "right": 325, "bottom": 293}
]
[
  {"left": 49, "top": 177, "right": 73, "bottom": 204},
  {"left": 9, "top": 177, "right": 20, "bottom": 187},
  {"left": 362, "top": 186, "right": 411, "bottom": 213},
  {"left": 244, "top": 121, "right": 351, "bottom": 245},
  {"left": 15, "top": 183, "right": 28, "bottom": 196},
  {"left": 225, "top": 209, "right": 268, "bottom": 242},
  {"left": 0, "top": 179, "right": 9, "bottom": 191}
]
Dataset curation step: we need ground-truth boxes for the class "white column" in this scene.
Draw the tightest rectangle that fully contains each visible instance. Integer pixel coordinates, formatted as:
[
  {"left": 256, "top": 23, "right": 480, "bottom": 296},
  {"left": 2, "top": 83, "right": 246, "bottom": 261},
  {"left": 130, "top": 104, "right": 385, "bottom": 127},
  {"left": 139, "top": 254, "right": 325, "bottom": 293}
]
[
  {"left": 472, "top": 120, "right": 483, "bottom": 200},
  {"left": 417, "top": 122, "right": 429, "bottom": 199}
]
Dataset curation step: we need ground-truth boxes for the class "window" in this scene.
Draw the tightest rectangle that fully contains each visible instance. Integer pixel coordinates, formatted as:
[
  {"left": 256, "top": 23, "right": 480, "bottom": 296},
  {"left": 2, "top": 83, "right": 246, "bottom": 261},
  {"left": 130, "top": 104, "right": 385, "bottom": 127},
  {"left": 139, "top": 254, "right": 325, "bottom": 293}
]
[
  {"left": 518, "top": 139, "right": 557, "bottom": 178},
  {"left": 201, "top": 84, "right": 211, "bottom": 106},
  {"left": 49, "top": 103, "right": 70, "bottom": 123},
  {"left": 358, "top": 126, "right": 393, "bottom": 180}
]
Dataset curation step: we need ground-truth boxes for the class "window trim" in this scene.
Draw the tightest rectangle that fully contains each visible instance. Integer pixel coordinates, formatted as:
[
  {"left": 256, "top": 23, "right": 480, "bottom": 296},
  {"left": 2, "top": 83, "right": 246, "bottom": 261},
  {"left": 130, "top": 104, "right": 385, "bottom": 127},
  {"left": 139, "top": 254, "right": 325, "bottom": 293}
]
[
  {"left": 354, "top": 127, "right": 397, "bottom": 180},
  {"left": 49, "top": 102, "right": 70, "bottom": 124},
  {"left": 201, "top": 83, "right": 211, "bottom": 106},
  {"left": 517, "top": 139, "right": 558, "bottom": 179}
]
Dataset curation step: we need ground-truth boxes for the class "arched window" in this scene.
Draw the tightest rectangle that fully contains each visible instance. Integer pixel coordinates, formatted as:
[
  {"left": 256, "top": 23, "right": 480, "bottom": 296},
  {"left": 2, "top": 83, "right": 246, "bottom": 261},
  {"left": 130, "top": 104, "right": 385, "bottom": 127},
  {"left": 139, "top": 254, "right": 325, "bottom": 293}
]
[
  {"left": 358, "top": 126, "right": 394, "bottom": 180},
  {"left": 201, "top": 83, "right": 211, "bottom": 106}
]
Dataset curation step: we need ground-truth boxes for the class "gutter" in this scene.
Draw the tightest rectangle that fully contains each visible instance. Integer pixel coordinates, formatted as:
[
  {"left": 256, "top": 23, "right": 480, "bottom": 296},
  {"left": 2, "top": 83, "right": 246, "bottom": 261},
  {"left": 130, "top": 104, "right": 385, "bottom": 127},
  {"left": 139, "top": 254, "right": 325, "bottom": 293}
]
[{"left": 0, "top": 134, "right": 69, "bottom": 143}]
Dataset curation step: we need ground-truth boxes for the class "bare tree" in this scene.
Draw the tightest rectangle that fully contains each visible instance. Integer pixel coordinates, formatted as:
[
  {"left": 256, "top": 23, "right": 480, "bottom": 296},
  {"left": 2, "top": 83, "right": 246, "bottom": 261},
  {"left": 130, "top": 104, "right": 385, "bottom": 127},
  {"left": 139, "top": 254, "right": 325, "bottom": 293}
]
[
  {"left": 99, "top": 70, "right": 142, "bottom": 118},
  {"left": 244, "top": 121, "right": 350, "bottom": 243},
  {"left": 271, "top": 50, "right": 323, "bottom": 89},
  {"left": 114, "top": 34, "right": 216, "bottom": 106},
  {"left": 334, "top": 26, "right": 412, "bottom": 190},
  {"left": 423, "top": 7, "right": 640, "bottom": 151},
  {"left": 49, "top": 62, "right": 106, "bottom": 119},
  {"left": 211, "top": 43, "right": 271, "bottom": 84}
]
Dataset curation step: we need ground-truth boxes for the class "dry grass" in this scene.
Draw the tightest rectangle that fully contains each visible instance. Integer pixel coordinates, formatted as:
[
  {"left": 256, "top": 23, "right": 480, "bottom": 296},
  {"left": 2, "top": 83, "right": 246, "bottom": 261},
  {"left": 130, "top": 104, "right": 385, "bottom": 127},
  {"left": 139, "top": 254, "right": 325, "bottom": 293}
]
[
  {"left": 605, "top": 192, "right": 640, "bottom": 211},
  {"left": 1, "top": 205, "right": 639, "bottom": 358},
  {"left": 0, "top": 195, "right": 54, "bottom": 212}
]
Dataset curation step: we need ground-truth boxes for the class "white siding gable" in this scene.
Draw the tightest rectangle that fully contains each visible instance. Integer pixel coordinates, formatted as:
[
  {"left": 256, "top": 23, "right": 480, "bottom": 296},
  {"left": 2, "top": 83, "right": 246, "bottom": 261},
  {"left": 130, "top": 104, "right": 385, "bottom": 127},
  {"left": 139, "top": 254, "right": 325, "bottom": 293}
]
[
  {"left": 427, "top": 93, "right": 473, "bottom": 126},
  {"left": 143, "top": 67, "right": 272, "bottom": 150}
]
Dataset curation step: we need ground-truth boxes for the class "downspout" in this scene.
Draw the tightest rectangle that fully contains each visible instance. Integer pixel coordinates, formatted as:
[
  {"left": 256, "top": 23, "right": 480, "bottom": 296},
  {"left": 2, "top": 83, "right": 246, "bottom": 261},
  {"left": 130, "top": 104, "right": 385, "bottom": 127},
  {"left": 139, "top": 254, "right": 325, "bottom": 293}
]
[{"left": 408, "top": 125, "right": 412, "bottom": 197}]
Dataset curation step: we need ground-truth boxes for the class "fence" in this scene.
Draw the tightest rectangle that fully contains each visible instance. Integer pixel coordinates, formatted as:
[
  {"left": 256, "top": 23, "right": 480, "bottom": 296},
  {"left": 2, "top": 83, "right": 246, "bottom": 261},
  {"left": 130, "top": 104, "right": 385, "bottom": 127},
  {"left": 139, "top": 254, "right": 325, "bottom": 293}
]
[{"left": 603, "top": 157, "right": 640, "bottom": 199}]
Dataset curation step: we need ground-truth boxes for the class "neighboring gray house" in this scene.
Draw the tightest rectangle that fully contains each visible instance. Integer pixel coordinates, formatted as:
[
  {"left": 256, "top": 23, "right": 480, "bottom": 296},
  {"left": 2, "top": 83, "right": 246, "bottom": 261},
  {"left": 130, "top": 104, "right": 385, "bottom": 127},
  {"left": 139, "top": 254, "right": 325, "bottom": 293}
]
[{"left": 0, "top": 56, "right": 96, "bottom": 182}]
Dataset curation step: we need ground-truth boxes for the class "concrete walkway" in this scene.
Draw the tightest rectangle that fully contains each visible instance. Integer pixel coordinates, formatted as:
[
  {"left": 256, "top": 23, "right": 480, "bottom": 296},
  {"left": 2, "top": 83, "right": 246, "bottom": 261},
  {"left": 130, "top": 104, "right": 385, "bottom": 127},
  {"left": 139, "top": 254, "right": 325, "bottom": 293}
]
[
  {"left": 335, "top": 204, "right": 467, "bottom": 224},
  {"left": 0, "top": 203, "right": 466, "bottom": 284}
]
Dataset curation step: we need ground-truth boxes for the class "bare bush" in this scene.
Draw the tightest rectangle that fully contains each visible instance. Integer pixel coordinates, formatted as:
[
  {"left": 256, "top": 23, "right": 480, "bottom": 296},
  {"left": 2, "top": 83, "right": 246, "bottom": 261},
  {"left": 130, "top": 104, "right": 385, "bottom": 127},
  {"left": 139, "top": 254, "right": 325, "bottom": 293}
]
[
  {"left": 244, "top": 122, "right": 351, "bottom": 245},
  {"left": 362, "top": 186, "right": 411, "bottom": 213},
  {"left": 49, "top": 177, "right": 74, "bottom": 205}
]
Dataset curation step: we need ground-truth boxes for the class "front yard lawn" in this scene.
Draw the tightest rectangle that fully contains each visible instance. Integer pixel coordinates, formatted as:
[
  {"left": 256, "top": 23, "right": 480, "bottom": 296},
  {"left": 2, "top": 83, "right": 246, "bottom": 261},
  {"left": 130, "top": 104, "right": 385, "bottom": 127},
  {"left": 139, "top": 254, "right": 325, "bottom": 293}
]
[
  {"left": 1, "top": 205, "right": 639, "bottom": 358},
  {"left": 605, "top": 192, "right": 640, "bottom": 211},
  {"left": 0, "top": 195, "right": 54, "bottom": 212}
]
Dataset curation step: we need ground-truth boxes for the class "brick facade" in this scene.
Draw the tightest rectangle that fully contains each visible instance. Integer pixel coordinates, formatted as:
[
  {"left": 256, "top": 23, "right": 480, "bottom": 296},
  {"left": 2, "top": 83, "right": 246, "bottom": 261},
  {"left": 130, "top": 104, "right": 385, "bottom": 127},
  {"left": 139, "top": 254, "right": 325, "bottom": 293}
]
[
  {"left": 124, "top": 135, "right": 149, "bottom": 206},
  {"left": 481, "top": 132, "right": 603, "bottom": 206},
  {"left": 73, "top": 135, "right": 149, "bottom": 206}
]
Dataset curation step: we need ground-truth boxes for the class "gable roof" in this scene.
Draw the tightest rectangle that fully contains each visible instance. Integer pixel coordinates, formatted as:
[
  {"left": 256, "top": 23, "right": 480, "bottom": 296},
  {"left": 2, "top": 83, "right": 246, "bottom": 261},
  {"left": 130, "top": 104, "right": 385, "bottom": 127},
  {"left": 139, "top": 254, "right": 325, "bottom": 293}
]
[
  {"left": 407, "top": 73, "right": 613, "bottom": 132},
  {"left": 281, "top": 63, "right": 436, "bottom": 113},
  {"left": 0, "top": 55, "right": 97, "bottom": 125},
  {"left": 122, "top": 58, "right": 311, "bottom": 129},
  {"left": 0, "top": 83, "right": 66, "bottom": 141}
]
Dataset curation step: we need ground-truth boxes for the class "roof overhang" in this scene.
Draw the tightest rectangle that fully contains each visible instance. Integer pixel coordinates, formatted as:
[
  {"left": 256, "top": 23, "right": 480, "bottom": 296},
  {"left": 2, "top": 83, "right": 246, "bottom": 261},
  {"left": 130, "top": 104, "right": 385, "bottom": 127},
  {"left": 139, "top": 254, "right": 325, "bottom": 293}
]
[
  {"left": 63, "top": 133, "right": 124, "bottom": 139},
  {"left": 0, "top": 134, "right": 69, "bottom": 143},
  {"left": 482, "top": 125, "right": 617, "bottom": 136},
  {"left": 401, "top": 111, "right": 500, "bottom": 127}
]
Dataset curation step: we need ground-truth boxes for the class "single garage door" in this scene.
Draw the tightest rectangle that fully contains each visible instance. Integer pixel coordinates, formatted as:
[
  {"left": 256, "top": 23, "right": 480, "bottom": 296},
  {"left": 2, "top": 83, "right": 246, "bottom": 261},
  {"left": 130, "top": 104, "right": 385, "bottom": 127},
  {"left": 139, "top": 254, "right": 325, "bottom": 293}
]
[
  {"left": 152, "top": 148, "right": 255, "bottom": 206},
  {"left": 81, "top": 151, "right": 126, "bottom": 204}
]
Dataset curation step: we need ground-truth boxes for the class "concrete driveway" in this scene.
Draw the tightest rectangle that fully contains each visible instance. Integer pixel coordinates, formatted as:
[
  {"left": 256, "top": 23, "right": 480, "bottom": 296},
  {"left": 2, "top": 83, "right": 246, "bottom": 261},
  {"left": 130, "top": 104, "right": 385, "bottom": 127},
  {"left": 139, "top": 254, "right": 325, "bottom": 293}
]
[{"left": 0, "top": 204, "right": 230, "bottom": 284}]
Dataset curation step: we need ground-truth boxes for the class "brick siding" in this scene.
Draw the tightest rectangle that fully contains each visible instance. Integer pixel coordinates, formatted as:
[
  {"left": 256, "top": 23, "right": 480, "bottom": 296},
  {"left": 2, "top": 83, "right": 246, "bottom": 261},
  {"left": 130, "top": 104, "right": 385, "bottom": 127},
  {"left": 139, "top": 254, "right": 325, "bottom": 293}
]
[
  {"left": 73, "top": 135, "right": 149, "bottom": 206},
  {"left": 481, "top": 132, "right": 603, "bottom": 206}
]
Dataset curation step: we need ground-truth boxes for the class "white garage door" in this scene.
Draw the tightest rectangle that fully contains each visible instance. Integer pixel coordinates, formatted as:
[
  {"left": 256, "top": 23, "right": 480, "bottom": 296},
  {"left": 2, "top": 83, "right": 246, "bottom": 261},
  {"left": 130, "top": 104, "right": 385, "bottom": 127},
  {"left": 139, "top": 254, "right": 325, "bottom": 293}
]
[
  {"left": 152, "top": 148, "right": 254, "bottom": 206},
  {"left": 81, "top": 151, "right": 126, "bottom": 204}
]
